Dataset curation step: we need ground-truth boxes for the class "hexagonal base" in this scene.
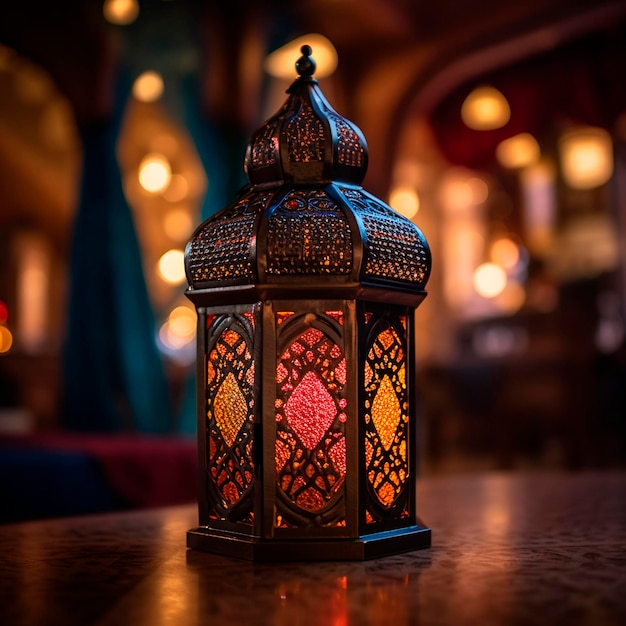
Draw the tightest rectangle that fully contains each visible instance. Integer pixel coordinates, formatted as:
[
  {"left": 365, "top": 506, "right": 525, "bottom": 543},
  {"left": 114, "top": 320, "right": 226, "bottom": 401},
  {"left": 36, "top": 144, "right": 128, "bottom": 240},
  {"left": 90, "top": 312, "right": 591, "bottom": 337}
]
[{"left": 187, "top": 525, "right": 431, "bottom": 561}]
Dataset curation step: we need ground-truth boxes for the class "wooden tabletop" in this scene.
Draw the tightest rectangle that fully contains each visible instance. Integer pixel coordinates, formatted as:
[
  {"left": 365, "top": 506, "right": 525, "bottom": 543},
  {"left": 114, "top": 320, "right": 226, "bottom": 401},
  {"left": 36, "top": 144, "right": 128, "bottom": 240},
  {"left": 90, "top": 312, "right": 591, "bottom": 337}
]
[{"left": 0, "top": 470, "right": 624, "bottom": 626}]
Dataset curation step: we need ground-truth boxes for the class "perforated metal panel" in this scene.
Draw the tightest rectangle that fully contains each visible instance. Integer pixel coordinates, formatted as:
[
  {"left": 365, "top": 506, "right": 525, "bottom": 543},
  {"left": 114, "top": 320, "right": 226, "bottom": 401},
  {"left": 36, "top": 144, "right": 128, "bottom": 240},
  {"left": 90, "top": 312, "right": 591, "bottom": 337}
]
[{"left": 266, "top": 190, "right": 353, "bottom": 276}]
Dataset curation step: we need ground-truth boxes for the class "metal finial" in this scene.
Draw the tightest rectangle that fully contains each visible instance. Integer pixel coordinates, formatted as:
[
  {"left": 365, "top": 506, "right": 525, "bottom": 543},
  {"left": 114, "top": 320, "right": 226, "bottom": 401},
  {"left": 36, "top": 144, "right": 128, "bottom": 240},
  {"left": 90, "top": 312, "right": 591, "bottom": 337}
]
[{"left": 295, "top": 44, "right": 316, "bottom": 77}]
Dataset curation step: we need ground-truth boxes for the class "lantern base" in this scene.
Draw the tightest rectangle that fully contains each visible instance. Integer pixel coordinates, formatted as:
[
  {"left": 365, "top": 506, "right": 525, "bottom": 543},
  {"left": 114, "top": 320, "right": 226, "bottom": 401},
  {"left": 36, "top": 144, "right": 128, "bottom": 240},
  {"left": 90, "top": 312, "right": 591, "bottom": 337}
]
[{"left": 187, "top": 525, "right": 431, "bottom": 561}]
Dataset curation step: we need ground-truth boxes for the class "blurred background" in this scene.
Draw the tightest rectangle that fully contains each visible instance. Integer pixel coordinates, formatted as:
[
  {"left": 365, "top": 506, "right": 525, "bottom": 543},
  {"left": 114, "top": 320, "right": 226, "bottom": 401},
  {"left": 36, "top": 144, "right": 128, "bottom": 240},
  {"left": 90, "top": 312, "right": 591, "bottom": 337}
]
[{"left": 0, "top": 0, "right": 625, "bottom": 521}]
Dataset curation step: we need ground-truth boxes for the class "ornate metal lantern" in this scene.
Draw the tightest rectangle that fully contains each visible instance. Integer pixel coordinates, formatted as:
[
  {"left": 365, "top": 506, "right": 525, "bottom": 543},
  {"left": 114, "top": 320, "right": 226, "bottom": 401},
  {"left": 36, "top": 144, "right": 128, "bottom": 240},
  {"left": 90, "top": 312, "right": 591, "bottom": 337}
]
[{"left": 185, "top": 46, "right": 432, "bottom": 560}]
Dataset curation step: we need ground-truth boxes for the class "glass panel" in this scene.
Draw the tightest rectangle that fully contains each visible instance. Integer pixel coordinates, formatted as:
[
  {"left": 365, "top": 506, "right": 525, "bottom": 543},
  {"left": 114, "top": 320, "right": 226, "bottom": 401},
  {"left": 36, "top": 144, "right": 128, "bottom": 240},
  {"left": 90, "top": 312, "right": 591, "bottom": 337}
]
[
  {"left": 275, "top": 312, "right": 346, "bottom": 527},
  {"left": 205, "top": 312, "right": 256, "bottom": 524},
  {"left": 364, "top": 315, "right": 410, "bottom": 520}
]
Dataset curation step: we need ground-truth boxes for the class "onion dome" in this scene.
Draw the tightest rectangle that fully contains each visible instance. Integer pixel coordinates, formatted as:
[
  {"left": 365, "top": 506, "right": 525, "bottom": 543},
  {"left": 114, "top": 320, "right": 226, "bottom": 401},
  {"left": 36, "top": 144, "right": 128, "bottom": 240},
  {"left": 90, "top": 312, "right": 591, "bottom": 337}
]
[
  {"left": 244, "top": 44, "right": 368, "bottom": 186},
  {"left": 185, "top": 45, "right": 431, "bottom": 306}
]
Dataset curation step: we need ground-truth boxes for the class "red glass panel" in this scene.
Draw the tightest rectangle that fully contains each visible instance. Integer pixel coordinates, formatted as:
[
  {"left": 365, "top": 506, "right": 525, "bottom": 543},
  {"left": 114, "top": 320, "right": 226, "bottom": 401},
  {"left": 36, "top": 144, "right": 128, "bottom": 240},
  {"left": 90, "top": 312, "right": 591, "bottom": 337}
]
[
  {"left": 275, "top": 313, "right": 347, "bottom": 525},
  {"left": 283, "top": 371, "right": 336, "bottom": 450}
]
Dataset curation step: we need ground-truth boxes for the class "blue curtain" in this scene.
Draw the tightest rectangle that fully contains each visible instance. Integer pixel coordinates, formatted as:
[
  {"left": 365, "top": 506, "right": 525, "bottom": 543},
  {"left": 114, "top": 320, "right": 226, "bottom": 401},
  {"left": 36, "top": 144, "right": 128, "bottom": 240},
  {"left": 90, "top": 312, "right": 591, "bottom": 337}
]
[{"left": 62, "top": 75, "right": 171, "bottom": 433}]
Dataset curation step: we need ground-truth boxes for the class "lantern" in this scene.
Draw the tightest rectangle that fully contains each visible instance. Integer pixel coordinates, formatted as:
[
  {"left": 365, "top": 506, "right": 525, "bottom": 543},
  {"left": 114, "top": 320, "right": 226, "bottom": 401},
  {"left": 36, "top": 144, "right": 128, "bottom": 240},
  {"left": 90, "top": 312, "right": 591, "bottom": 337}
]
[{"left": 185, "top": 46, "right": 432, "bottom": 560}]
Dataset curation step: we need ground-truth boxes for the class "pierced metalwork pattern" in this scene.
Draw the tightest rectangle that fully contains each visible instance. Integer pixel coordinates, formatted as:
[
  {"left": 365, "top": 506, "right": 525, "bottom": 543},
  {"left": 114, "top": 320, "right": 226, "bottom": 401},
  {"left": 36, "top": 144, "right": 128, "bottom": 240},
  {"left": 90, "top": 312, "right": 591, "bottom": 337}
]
[
  {"left": 266, "top": 190, "right": 353, "bottom": 276},
  {"left": 187, "top": 191, "right": 273, "bottom": 285},
  {"left": 250, "top": 120, "right": 280, "bottom": 168},
  {"left": 205, "top": 312, "right": 256, "bottom": 524},
  {"left": 341, "top": 188, "right": 430, "bottom": 285},
  {"left": 363, "top": 315, "right": 410, "bottom": 523},
  {"left": 329, "top": 113, "right": 365, "bottom": 167},
  {"left": 274, "top": 312, "right": 347, "bottom": 528},
  {"left": 286, "top": 100, "right": 325, "bottom": 163}
]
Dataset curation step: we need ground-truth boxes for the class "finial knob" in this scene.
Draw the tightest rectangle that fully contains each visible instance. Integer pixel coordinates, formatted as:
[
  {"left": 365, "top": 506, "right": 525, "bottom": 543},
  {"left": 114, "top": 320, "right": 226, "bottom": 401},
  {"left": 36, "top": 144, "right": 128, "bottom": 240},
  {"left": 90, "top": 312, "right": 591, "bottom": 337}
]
[{"left": 296, "top": 44, "right": 316, "bottom": 77}]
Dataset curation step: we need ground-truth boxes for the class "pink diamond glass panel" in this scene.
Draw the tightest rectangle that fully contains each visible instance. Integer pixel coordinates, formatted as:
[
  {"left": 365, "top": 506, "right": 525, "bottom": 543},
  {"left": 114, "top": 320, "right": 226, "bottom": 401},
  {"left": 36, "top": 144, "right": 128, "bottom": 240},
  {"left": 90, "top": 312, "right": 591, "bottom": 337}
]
[{"left": 275, "top": 312, "right": 347, "bottom": 527}]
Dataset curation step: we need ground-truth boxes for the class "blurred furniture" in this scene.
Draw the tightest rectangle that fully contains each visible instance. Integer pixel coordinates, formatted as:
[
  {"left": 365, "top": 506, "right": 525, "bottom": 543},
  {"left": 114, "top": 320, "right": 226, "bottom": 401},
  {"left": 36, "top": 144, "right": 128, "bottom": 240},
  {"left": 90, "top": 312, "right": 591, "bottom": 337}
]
[
  {"left": 0, "top": 470, "right": 624, "bottom": 625},
  {"left": 0, "top": 433, "right": 196, "bottom": 523}
]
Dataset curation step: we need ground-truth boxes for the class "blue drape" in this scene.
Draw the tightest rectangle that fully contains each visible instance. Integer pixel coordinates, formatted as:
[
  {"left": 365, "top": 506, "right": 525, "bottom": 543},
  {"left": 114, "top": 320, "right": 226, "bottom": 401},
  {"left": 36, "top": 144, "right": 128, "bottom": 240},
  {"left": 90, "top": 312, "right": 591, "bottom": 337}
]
[{"left": 62, "top": 77, "right": 171, "bottom": 433}]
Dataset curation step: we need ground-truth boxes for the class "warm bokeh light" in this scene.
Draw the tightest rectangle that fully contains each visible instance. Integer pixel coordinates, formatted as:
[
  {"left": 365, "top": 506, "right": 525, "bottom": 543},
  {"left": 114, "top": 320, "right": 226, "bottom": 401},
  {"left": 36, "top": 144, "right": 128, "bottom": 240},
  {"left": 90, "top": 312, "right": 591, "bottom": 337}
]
[
  {"left": 158, "top": 249, "right": 186, "bottom": 284},
  {"left": 520, "top": 161, "right": 556, "bottom": 256},
  {"left": 168, "top": 306, "right": 196, "bottom": 343},
  {"left": 497, "top": 281, "right": 526, "bottom": 314},
  {"left": 103, "top": 0, "right": 139, "bottom": 25},
  {"left": 439, "top": 171, "right": 488, "bottom": 212},
  {"left": 461, "top": 86, "right": 510, "bottom": 130},
  {"left": 158, "top": 305, "right": 196, "bottom": 359},
  {"left": 490, "top": 237, "right": 520, "bottom": 269},
  {"left": 496, "top": 133, "right": 540, "bottom": 169},
  {"left": 138, "top": 154, "right": 171, "bottom": 193},
  {"left": 162, "top": 174, "right": 189, "bottom": 202},
  {"left": 467, "top": 176, "right": 489, "bottom": 204},
  {"left": 559, "top": 126, "right": 614, "bottom": 189},
  {"left": 164, "top": 209, "right": 194, "bottom": 241},
  {"left": 16, "top": 236, "right": 49, "bottom": 353},
  {"left": 389, "top": 187, "right": 419, "bottom": 219},
  {"left": 0, "top": 301, "right": 7, "bottom": 324},
  {"left": 265, "top": 34, "right": 338, "bottom": 79},
  {"left": 473, "top": 262, "right": 507, "bottom": 298},
  {"left": 132, "top": 71, "right": 164, "bottom": 103},
  {"left": 0, "top": 326, "right": 13, "bottom": 354}
]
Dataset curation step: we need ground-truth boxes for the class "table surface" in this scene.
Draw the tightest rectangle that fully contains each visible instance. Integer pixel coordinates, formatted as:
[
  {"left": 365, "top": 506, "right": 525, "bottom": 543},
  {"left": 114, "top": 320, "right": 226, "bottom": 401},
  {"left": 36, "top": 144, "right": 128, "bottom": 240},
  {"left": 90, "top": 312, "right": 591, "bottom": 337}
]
[{"left": 0, "top": 470, "right": 624, "bottom": 626}]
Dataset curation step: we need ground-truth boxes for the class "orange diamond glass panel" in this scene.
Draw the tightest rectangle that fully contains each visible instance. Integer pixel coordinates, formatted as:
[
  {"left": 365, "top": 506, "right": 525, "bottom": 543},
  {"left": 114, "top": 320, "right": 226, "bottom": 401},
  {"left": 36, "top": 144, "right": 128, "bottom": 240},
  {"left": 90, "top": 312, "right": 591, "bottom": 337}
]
[
  {"left": 214, "top": 371, "right": 248, "bottom": 447},
  {"left": 371, "top": 374, "right": 401, "bottom": 450}
]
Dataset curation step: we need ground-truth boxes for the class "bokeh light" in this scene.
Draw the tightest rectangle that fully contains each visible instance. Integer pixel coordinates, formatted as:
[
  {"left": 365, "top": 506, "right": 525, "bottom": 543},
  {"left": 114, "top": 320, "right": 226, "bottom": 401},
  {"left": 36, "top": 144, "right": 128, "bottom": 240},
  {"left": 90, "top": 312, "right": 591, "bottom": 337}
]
[
  {"left": 103, "top": 0, "right": 139, "bottom": 25},
  {"left": 158, "top": 249, "right": 186, "bottom": 284},
  {"left": 138, "top": 154, "right": 171, "bottom": 193},
  {"left": 162, "top": 174, "right": 189, "bottom": 202},
  {"left": 559, "top": 126, "right": 614, "bottom": 190},
  {"left": 473, "top": 262, "right": 507, "bottom": 298},
  {"left": 496, "top": 133, "right": 540, "bottom": 169},
  {"left": 490, "top": 237, "right": 520, "bottom": 270},
  {"left": 164, "top": 209, "right": 194, "bottom": 241},
  {"left": 132, "top": 71, "right": 164, "bottom": 103},
  {"left": 265, "top": 34, "right": 338, "bottom": 79},
  {"left": 0, "top": 326, "right": 13, "bottom": 354},
  {"left": 461, "top": 86, "right": 510, "bottom": 130},
  {"left": 389, "top": 187, "right": 420, "bottom": 219}
]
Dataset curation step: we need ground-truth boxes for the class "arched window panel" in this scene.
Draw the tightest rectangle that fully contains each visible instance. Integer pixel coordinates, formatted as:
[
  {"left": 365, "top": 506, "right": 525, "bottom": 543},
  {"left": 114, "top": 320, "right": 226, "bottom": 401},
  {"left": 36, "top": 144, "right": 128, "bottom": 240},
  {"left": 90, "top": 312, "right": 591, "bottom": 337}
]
[
  {"left": 362, "top": 311, "right": 412, "bottom": 527},
  {"left": 205, "top": 308, "right": 258, "bottom": 526},
  {"left": 274, "top": 310, "right": 347, "bottom": 528}
]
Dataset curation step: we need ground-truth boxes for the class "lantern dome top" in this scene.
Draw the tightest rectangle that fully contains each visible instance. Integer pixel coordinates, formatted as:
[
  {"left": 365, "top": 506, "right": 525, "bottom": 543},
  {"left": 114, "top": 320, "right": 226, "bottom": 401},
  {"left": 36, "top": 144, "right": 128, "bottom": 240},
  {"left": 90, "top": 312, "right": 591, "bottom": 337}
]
[
  {"left": 244, "top": 45, "right": 368, "bottom": 187},
  {"left": 185, "top": 46, "right": 431, "bottom": 307}
]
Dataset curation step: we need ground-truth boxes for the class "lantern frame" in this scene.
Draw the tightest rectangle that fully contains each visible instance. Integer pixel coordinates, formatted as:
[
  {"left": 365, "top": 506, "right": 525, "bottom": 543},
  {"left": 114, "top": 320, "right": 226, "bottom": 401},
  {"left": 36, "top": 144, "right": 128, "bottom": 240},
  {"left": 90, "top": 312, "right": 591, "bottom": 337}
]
[{"left": 185, "top": 46, "right": 432, "bottom": 560}]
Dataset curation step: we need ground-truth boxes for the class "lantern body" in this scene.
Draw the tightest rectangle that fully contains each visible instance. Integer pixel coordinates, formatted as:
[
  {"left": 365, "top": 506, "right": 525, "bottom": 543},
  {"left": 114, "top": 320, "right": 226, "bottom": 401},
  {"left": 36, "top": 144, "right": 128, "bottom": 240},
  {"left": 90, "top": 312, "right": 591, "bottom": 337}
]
[{"left": 185, "top": 48, "right": 432, "bottom": 560}]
